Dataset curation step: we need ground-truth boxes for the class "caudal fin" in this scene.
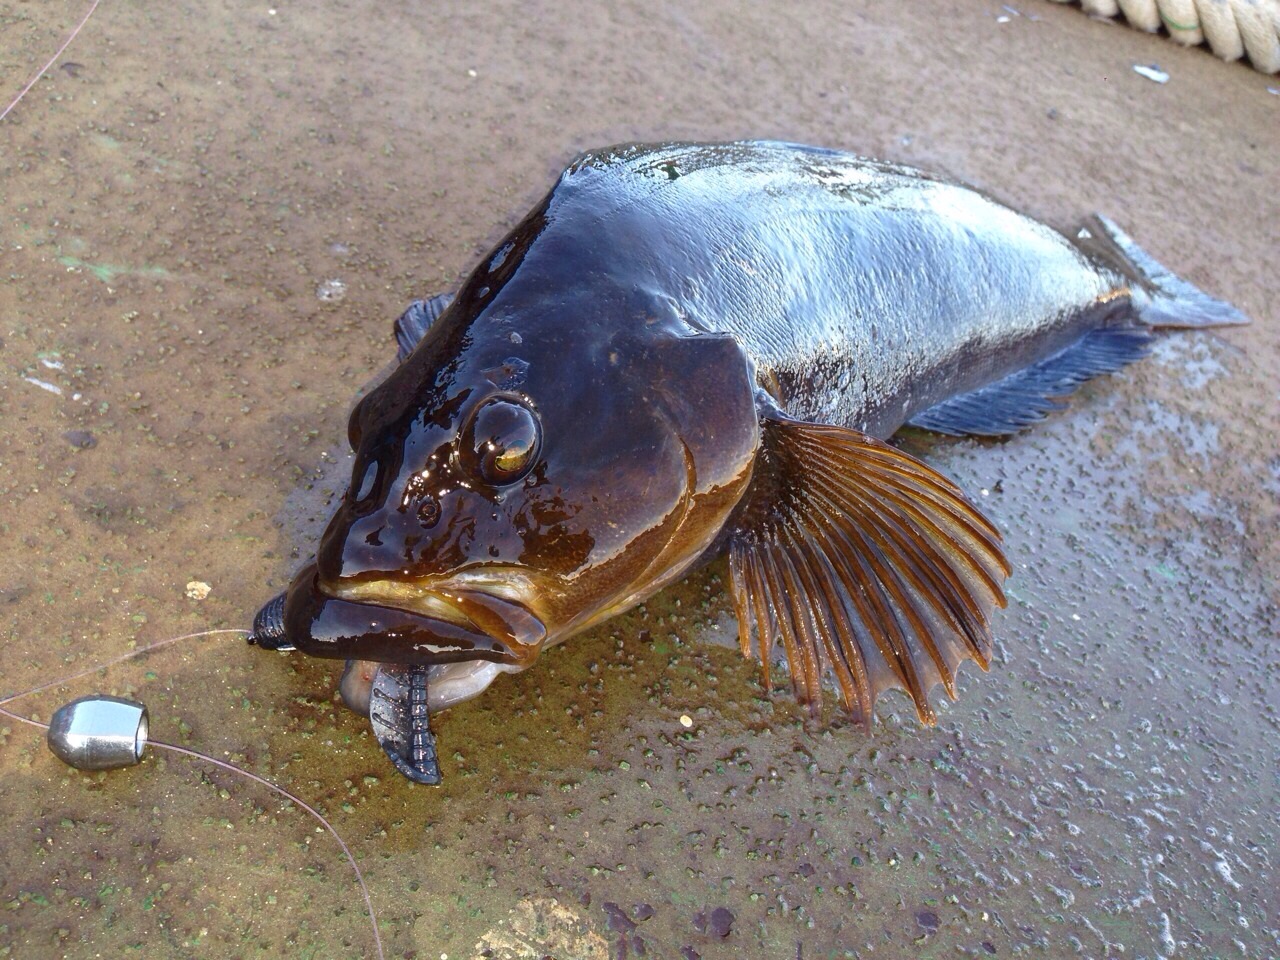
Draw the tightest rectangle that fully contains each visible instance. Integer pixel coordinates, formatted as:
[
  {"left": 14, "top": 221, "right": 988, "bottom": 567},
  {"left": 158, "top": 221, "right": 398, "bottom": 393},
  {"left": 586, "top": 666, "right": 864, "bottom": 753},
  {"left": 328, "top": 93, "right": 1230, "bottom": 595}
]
[
  {"left": 1084, "top": 214, "right": 1251, "bottom": 329},
  {"left": 908, "top": 216, "right": 1250, "bottom": 440}
]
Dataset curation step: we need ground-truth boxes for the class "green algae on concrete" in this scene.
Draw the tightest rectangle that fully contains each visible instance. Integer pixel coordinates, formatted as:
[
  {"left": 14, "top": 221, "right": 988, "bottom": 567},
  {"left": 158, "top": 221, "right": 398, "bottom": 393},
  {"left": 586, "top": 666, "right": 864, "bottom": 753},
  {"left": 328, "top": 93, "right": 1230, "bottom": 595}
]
[{"left": 55, "top": 256, "right": 171, "bottom": 286}]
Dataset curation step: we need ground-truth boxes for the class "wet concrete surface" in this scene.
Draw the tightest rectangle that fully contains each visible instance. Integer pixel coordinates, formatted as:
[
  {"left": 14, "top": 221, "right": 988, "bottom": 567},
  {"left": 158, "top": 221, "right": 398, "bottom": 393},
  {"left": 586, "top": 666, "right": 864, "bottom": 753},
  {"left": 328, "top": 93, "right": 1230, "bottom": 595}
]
[{"left": 2, "top": 1, "right": 1276, "bottom": 957}]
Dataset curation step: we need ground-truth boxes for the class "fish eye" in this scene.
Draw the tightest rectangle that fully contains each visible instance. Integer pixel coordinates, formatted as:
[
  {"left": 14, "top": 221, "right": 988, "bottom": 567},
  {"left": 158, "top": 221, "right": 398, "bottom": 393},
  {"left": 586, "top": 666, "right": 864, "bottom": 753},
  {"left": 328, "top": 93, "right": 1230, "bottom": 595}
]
[{"left": 463, "top": 397, "right": 541, "bottom": 486}]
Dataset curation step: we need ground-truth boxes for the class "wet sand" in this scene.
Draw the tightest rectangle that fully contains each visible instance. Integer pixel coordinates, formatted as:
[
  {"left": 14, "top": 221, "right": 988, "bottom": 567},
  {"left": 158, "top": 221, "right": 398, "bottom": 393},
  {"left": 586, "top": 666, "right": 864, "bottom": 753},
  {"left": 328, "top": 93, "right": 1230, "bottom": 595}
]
[{"left": 2, "top": 1, "right": 1276, "bottom": 957}]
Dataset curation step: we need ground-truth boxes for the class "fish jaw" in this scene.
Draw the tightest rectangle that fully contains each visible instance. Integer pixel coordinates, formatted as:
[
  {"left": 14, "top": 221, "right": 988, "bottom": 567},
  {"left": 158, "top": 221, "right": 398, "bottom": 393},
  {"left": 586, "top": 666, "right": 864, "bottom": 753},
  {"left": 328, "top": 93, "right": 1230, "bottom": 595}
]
[{"left": 278, "top": 562, "right": 547, "bottom": 668}]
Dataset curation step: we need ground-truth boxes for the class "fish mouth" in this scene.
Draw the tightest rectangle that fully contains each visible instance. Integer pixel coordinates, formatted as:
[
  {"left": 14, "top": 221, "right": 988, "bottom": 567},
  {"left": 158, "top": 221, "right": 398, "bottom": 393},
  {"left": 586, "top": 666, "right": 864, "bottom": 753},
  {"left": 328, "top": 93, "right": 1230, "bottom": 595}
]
[
  {"left": 278, "top": 562, "right": 547, "bottom": 667},
  {"left": 327, "top": 569, "right": 548, "bottom": 660}
]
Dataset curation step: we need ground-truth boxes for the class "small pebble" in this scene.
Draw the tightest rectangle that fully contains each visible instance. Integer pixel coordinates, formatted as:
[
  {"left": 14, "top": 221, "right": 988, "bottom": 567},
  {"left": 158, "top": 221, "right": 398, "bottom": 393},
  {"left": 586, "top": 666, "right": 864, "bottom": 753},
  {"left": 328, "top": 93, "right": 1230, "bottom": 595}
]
[
  {"left": 708, "top": 907, "right": 734, "bottom": 938},
  {"left": 694, "top": 907, "right": 735, "bottom": 938},
  {"left": 185, "top": 581, "right": 212, "bottom": 600},
  {"left": 316, "top": 278, "right": 347, "bottom": 302},
  {"left": 679, "top": 714, "right": 693, "bottom": 728}
]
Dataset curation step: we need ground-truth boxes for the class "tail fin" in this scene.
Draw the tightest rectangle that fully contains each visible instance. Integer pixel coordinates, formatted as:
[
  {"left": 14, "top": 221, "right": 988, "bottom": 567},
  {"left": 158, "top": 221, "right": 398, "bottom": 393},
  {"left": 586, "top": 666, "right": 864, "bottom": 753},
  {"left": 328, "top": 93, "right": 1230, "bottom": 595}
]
[{"left": 1083, "top": 214, "right": 1251, "bottom": 329}]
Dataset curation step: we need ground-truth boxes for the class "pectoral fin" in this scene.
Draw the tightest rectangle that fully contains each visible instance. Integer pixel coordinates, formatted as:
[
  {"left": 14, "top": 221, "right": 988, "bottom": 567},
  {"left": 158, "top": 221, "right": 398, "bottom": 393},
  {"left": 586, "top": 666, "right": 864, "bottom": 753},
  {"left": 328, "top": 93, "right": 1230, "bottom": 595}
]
[
  {"left": 395, "top": 293, "right": 455, "bottom": 361},
  {"left": 725, "top": 414, "right": 1009, "bottom": 727}
]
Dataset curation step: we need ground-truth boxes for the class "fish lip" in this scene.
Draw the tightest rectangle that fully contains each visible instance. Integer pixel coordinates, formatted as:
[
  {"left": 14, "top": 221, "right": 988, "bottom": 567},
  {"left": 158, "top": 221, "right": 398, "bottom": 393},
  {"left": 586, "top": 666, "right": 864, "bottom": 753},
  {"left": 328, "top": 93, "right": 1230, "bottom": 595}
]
[
  {"left": 279, "top": 563, "right": 538, "bottom": 666},
  {"left": 315, "top": 565, "right": 547, "bottom": 665}
]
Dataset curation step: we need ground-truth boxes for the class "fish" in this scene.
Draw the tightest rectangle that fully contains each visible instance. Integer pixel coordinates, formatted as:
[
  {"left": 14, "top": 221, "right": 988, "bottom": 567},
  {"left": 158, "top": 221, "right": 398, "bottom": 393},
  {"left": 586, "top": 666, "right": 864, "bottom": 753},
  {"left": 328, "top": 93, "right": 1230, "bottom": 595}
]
[{"left": 249, "top": 140, "right": 1247, "bottom": 784}]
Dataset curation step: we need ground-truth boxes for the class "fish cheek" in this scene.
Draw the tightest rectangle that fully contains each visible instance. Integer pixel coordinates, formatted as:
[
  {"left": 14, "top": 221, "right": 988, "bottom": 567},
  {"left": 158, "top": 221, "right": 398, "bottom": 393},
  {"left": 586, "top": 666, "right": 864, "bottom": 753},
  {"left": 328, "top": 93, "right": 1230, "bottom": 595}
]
[
  {"left": 523, "top": 527, "right": 596, "bottom": 572},
  {"left": 512, "top": 488, "right": 595, "bottom": 574},
  {"left": 520, "top": 440, "right": 690, "bottom": 624},
  {"left": 559, "top": 479, "right": 691, "bottom": 625}
]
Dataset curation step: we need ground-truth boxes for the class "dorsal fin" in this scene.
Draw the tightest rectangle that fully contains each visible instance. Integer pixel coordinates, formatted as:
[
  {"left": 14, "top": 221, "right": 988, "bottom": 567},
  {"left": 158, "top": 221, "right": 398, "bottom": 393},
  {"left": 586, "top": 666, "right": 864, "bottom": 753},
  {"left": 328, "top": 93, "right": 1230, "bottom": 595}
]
[
  {"left": 907, "top": 325, "right": 1152, "bottom": 437},
  {"left": 394, "top": 293, "right": 455, "bottom": 361},
  {"left": 725, "top": 414, "right": 1009, "bottom": 726}
]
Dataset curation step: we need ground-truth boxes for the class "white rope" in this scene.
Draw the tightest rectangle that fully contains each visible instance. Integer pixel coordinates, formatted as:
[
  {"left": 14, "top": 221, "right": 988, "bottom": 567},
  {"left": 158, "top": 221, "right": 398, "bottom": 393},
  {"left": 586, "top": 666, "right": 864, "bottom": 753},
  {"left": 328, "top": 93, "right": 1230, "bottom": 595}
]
[{"left": 1045, "top": 0, "right": 1280, "bottom": 73}]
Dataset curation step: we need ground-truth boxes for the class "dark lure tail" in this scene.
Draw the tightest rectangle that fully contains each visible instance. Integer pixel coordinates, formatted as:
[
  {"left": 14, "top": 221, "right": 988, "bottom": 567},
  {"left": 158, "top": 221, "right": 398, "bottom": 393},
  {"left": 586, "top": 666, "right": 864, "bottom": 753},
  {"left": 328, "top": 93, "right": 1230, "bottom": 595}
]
[{"left": 1085, "top": 214, "right": 1251, "bottom": 329}]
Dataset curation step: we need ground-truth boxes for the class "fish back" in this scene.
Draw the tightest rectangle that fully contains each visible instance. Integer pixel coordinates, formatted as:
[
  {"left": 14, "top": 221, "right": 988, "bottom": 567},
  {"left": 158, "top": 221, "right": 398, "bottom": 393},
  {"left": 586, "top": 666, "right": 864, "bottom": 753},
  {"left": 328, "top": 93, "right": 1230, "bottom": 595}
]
[{"left": 552, "top": 141, "right": 1126, "bottom": 437}]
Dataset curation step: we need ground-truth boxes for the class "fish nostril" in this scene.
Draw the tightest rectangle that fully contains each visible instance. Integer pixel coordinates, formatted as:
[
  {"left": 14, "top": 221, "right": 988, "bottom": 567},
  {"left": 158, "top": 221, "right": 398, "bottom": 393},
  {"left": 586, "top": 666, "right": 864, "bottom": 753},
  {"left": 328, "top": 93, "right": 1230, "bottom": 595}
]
[
  {"left": 417, "top": 497, "right": 441, "bottom": 528},
  {"left": 351, "top": 458, "right": 379, "bottom": 505}
]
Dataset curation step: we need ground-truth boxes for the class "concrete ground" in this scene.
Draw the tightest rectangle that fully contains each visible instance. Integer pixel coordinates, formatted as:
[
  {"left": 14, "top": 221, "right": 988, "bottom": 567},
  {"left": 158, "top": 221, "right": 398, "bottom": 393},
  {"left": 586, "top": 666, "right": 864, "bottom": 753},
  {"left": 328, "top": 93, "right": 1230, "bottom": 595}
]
[{"left": 1, "top": 1, "right": 1276, "bottom": 957}]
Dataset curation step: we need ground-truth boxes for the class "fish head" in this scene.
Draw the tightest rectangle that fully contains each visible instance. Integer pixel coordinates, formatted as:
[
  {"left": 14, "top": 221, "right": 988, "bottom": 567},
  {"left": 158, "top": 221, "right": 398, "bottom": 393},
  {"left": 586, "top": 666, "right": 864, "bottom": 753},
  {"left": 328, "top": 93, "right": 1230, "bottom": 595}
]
[{"left": 281, "top": 290, "right": 760, "bottom": 708}]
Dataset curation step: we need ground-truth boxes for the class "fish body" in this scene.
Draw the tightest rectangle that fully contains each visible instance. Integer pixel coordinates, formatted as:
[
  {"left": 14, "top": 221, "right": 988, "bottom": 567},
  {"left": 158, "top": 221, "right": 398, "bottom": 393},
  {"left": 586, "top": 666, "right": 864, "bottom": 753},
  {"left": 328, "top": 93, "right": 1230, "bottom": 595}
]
[
  {"left": 250, "top": 141, "right": 1246, "bottom": 782},
  {"left": 483, "top": 142, "right": 1127, "bottom": 437}
]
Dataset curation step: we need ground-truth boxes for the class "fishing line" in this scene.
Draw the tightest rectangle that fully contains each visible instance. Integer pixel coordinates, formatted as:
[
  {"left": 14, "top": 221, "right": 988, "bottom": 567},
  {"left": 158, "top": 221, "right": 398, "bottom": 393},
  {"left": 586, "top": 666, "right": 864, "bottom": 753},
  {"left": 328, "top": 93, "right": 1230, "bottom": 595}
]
[
  {"left": 0, "top": 628, "right": 247, "bottom": 708},
  {"left": 0, "top": 627, "right": 385, "bottom": 960},
  {"left": 0, "top": 0, "right": 105, "bottom": 123}
]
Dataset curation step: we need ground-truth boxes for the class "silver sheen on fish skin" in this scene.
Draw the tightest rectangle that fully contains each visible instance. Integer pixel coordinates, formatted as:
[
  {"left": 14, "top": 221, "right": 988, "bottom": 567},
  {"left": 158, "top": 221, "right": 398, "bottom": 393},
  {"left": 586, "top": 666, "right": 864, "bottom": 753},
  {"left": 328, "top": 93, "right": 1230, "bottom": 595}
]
[{"left": 250, "top": 141, "right": 1248, "bottom": 784}]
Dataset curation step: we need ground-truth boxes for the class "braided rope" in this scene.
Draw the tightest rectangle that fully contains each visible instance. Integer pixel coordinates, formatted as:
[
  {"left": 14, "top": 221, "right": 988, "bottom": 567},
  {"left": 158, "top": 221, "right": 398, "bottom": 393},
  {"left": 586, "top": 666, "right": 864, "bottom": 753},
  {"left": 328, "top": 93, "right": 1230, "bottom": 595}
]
[{"left": 1045, "top": 0, "right": 1280, "bottom": 73}]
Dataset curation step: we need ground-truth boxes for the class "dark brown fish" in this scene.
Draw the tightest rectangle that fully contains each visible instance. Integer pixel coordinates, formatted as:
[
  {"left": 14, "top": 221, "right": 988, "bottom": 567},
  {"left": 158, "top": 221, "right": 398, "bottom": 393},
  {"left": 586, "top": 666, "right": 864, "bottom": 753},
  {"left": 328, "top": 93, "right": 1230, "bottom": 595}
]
[{"left": 250, "top": 141, "right": 1247, "bottom": 783}]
